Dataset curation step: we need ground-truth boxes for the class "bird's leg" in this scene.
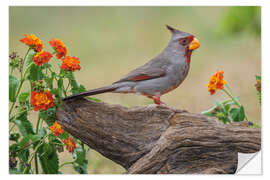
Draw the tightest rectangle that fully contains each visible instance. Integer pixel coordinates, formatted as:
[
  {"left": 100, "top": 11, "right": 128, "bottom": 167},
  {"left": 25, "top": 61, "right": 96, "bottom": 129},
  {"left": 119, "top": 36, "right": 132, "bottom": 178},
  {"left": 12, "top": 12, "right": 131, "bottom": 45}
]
[{"left": 147, "top": 95, "right": 166, "bottom": 105}]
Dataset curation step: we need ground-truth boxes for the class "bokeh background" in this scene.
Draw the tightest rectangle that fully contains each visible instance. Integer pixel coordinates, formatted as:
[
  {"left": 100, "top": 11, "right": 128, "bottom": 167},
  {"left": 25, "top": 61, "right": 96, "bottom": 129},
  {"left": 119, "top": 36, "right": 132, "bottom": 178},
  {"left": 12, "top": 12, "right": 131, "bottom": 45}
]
[{"left": 9, "top": 6, "right": 261, "bottom": 174}]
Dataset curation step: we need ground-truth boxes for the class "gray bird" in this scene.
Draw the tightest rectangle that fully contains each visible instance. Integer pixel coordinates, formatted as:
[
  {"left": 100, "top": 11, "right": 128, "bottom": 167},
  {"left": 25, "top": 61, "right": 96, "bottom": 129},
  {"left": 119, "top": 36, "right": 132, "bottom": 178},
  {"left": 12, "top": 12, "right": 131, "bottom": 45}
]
[{"left": 63, "top": 25, "right": 200, "bottom": 104}]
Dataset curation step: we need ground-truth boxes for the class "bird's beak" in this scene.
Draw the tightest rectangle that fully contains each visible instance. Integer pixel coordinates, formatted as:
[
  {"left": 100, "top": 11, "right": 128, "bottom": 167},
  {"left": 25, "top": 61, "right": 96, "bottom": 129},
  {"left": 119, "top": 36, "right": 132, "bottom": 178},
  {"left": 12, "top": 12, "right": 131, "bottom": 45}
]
[{"left": 189, "top": 38, "right": 200, "bottom": 50}]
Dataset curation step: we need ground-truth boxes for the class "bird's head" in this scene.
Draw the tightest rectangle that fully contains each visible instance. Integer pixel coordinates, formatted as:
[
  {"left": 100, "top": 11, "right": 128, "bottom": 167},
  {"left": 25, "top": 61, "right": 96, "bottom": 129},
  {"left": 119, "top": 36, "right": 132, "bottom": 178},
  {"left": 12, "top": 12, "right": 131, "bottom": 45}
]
[{"left": 166, "top": 25, "right": 200, "bottom": 64}]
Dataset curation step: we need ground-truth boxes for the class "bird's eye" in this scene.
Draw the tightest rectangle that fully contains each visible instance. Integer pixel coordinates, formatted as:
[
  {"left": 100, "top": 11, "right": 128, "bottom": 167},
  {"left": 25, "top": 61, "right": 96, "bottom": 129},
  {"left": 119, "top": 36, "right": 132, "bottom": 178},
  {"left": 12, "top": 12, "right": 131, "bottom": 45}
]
[{"left": 179, "top": 38, "right": 187, "bottom": 45}]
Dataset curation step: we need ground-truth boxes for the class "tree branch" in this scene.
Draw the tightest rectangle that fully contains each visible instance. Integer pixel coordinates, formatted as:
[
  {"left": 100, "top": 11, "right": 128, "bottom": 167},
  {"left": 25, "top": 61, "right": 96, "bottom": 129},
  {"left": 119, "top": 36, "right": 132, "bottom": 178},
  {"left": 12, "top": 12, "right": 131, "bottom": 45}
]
[{"left": 56, "top": 98, "right": 261, "bottom": 174}]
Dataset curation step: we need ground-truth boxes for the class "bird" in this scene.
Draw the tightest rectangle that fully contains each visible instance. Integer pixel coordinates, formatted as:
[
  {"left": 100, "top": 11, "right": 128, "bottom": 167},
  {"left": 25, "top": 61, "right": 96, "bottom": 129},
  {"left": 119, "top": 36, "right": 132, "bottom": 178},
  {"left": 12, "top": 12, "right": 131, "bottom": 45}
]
[{"left": 63, "top": 25, "right": 200, "bottom": 105}]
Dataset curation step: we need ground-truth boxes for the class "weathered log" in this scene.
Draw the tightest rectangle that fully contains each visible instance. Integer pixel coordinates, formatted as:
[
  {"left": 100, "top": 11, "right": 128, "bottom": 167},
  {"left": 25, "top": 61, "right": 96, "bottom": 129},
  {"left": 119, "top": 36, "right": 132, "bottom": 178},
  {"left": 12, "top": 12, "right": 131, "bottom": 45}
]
[{"left": 56, "top": 98, "right": 261, "bottom": 174}]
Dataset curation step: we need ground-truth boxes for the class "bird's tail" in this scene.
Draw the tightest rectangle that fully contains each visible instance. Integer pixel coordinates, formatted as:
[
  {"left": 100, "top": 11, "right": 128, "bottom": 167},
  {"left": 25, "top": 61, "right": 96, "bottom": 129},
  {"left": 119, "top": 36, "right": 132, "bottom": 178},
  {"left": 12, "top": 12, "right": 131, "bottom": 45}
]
[{"left": 62, "top": 85, "right": 118, "bottom": 101}]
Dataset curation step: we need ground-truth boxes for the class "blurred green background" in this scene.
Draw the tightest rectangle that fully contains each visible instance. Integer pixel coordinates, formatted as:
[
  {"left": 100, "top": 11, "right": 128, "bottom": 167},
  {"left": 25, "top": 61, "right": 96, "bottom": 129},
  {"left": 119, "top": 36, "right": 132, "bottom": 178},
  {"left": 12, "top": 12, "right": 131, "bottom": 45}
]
[{"left": 9, "top": 6, "right": 261, "bottom": 174}]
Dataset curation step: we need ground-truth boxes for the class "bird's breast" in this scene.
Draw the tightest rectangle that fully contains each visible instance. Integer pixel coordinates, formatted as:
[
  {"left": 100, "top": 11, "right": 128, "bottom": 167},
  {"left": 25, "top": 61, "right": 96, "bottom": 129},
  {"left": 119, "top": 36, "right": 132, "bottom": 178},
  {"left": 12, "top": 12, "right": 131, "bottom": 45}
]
[{"left": 160, "top": 62, "right": 190, "bottom": 95}]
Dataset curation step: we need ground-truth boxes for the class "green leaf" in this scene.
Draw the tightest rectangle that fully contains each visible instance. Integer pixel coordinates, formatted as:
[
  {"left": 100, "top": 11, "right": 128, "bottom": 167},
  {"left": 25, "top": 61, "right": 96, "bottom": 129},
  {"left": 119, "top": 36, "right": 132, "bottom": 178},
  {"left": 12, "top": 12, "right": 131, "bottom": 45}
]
[
  {"left": 57, "top": 78, "right": 64, "bottom": 98},
  {"left": 238, "top": 106, "right": 246, "bottom": 121},
  {"left": 9, "top": 169, "right": 22, "bottom": 174},
  {"left": 18, "top": 92, "right": 30, "bottom": 103},
  {"left": 255, "top": 75, "right": 261, "bottom": 81},
  {"left": 9, "top": 143, "right": 19, "bottom": 152},
  {"left": 69, "top": 72, "right": 86, "bottom": 94},
  {"left": 230, "top": 108, "right": 240, "bottom": 122},
  {"left": 72, "top": 147, "right": 88, "bottom": 174},
  {"left": 224, "top": 104, "right": 231, "bottom": 112},
  {"left": 27, "top": 65, "right": 43, "bottom": 81},
  {"left": 13, "top": 112, "right": 34, "bottom": 137},
  {"left": 18, "top": 136, "right": 31, "bottom": 148},
  {"left": 17, "top": 149, "right": 29, "bottom": 163},
  {"left": 225, "top": 96, "right": 240, "bottom": 106},
  {"left": 25, "top": 49, "right": 36, "bottom": 67},
  {"left": 18, "top": 134, "right": 41, "bottom": 148},
  {"left": 48, "top": 134, "right": 63, "bottom": 145},
  {"left": 30, "top": 134, "right": 42, "bottom": 143},
  {"left": 9, "top": 75, "right": 20, "bottom": 102},
  {"left": 73, "top": 147, "right": 86, "bottom": 165},
  {"left": 72, "top": 162, "right": 88, "bottom": 174},
  {"left": 39, "top": 107, "right": 57, "bottom": 126},
  {"left": 58, "top": 131, "right": 69, "bottom": 140},
  {"left": 230, "top": 106, "right": 246, "bottom": 122},
  {"left": 38, "top": 127, "right": 47, "bottom": 138},
  {"left": 41, "top": 63, "right": 52, "bottom": 69},
  {"left": 60, "top": 70, "right": 72, "bottom": 79},
  {"left": 215, "top": 100, "right": 227, "bottom": 113},
  {"left": 38, "top": 143, "right": 59, "bottom": 174},
  {"left": 44, "top": 72, "right": 56, "bottom": 90},
  {"left": 18, "top": 161, "right": 28, "bottom": 174},
  {"left": 9, "top": 133, "right": 20, "bottom": 142}
]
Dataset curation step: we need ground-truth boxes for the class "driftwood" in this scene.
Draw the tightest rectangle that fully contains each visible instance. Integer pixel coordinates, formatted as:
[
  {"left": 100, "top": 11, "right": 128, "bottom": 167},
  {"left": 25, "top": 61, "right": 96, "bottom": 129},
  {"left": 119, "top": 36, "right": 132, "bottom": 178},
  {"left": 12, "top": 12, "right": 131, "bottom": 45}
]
[{"left": 56, "top": 98, "right": 261, "bottom": 174}]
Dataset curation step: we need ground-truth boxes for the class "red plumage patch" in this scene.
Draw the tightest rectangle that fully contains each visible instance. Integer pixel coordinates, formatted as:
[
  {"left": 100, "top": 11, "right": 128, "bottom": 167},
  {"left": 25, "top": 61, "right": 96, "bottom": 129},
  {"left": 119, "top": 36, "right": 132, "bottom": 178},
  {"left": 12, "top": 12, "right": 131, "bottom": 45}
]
[{"left": 129, "top": 74, "right": 152, "bottom": 81}]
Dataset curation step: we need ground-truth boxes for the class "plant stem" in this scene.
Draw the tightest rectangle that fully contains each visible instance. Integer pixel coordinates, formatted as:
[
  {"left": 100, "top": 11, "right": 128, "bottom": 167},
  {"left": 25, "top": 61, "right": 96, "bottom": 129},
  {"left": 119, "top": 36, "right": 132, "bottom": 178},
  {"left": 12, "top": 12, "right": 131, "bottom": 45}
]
[
  {"left": 59, "top": 161, "right": 75, "bottom": 169},
  {"left": 201, "top": 98, "right": 234, "bottom": 115},
  {"left": 21, "top": 48, "right": 31, "bottom": 78},
  {"left": 9, "top": 123, "right": 16, "bottom": 133},
  {"left": 10, "top": 107, "right": 33, "bottom": 121},
  {"left": 10, "top": 66, "right": 14, "bottom": 75},
  {"left": 9, "top": 48, "right": 31, "bottom": 116},
  {"left": 222, "top": 88, "right": 241, "bottom": 107},
  {"left": 23, "top": 139, "right": 44, "bottom": 174},
  {"left": 223, "top": 87, "right": 249, "bottom": 121},
  {"left": 65, "top": 80, "right": 70, "bottom": 94},
  {"left": 36, "top": 115, "right": 41, "bottom": 134},
  {"left": 9, "top": 80, "right": 24, "bottom": 116},
  {"left": 34, "top": 154, "right": 39, "bottom": 174},
  {"left": 34, "top": 115, "right": 41, "bottom": 174},
  {"left": 62, "top": 79, "right": 68, "bottom": 97}
]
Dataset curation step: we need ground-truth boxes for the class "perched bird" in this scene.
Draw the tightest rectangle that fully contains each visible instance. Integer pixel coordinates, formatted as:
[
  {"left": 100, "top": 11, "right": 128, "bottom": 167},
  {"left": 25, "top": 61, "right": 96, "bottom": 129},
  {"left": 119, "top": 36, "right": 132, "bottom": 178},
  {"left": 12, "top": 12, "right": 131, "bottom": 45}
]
[{"left": 63, "top": 25, "right": 200, "bottom": 105}]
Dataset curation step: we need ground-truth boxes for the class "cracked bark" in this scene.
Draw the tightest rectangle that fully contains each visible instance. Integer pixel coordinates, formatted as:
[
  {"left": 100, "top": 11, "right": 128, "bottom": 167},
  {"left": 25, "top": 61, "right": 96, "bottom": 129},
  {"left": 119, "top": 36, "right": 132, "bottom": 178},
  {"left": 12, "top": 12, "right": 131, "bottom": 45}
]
[{"left": 56, "top": 98, "right": 261, "bottom": 174}]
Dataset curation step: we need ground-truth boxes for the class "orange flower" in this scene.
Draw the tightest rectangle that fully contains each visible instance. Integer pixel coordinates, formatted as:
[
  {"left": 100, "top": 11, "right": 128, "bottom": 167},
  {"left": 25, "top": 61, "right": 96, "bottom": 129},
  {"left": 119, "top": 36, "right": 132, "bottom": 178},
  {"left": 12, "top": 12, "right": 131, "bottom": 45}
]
[
  {"left": 63, "top": 137, "right": 76, "bottom": 153},
  {"left": 20, "top": 34, "right": 44, "bottom": 52},
  {"left": 32, "top": 51, "right": 52, "bottom": 66},
  {"left": 207, "top": 70, "right": 227, "bottom": 95},
  {"left": 255, "top": 80, "right": 261, "bottom": 92},
  {"left": 50, "top": 121, "right": 64, "bottom": 136},
  {"left": 60, "top": 56, "right": 81, "bottom": 72},
  {"left": 49, "top": 38, "right": 68, "bottom": 59},
  {"left": 30, "top": 90, "right": 54, "bottom": 111}
]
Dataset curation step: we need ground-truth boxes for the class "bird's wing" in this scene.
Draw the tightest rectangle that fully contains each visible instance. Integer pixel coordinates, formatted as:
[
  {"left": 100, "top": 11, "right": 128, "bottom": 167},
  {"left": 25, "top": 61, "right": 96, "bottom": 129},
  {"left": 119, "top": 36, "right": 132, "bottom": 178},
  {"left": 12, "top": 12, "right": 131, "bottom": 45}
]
[{"left": 114, "top": 66, "right": 166, "bottom": 83}]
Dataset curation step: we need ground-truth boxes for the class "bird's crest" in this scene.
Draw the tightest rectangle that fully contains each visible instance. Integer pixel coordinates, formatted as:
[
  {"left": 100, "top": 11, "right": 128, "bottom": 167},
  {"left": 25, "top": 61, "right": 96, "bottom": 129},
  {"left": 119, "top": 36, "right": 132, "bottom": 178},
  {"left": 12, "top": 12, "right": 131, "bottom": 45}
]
[{"left": 166, "top": 25, "right": 178, "bottom": 33}]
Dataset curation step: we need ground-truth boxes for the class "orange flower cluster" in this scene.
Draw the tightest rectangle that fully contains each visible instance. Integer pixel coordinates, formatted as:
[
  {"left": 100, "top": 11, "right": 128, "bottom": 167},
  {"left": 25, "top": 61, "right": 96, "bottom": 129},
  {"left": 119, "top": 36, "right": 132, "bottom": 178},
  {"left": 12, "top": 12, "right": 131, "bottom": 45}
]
[
  {"left": 30, "top": 90, "right": 54, "bottom": 111},
  {"left": 50, "top": 121, "right": 64, "bottom": 136},
  {"left": 63, "top": 137, "right": 76, "bottom": 153},
  {"left": 49, "top": 38, "right": 68, "bottom": 59},
  {"left": 20, "top": 34, "right": 44, "bottom": 52},
  {"left": 49, "top": 121, "right": 77, "bottom": 153},
  {"left": 60, "top": 56, "right": 81, "bottom": 72},
  {"left": 32, "top": 51, "right": 52, "bottom": 66},
  {"left": 207, "top": 70, "right": 227, "bottom": 95}
]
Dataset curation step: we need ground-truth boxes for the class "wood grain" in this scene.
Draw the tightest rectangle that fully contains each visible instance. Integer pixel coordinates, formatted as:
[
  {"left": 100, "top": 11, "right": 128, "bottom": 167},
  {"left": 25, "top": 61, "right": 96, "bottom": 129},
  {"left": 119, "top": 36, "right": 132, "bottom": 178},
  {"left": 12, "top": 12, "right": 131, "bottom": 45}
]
[{"left": 56, "top": 98, "right": 261, "bottom": 174}]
